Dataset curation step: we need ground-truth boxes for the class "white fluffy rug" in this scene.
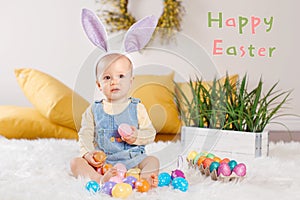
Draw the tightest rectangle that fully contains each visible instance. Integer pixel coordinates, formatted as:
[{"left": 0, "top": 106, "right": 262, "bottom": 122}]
[{"left": 0, "top": 137, "right": 300, "bottom": 200}]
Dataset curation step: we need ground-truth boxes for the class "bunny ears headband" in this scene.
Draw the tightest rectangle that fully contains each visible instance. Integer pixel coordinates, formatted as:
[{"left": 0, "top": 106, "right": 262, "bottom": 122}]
[{"left": 81, "top": 8, "right": 158, "bottom": 54}]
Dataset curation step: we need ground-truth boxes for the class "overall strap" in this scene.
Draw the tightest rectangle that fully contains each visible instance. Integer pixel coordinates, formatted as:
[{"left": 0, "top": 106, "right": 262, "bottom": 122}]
[{"left": 130, "top": 97, "right": 141, "bottom": 105}]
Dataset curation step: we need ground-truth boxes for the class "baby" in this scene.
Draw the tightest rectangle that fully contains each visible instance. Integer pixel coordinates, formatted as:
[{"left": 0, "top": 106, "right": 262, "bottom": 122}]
[{"left": 70, "top": 53, "right": 159, "bottom": 187}]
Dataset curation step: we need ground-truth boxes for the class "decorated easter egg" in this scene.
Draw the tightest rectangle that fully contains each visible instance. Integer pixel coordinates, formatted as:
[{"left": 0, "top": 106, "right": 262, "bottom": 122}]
[
  {"left": 220, "top": 158, "right": 230, "bottom": 164},
  {"left": 111, "top": 183, "right": 132, "bottom": 198},
  {"left": 228, "top": 160, "right": 238, "bottom": 170},
  {"left": 118, "top": 123, "right": 133, "bottom": 137},
  {"left": 206, "top": 153, "right": 215, "bottom": 159},
  {"left": 122, "top": 176, "right": 137, "bottom": 189},
  {"left": 171, "top": 169, "right": 185, "bottom": 179},
  {"left": 135, "top": 178, "right": 150, "bottom": 193},
  {"left": 101, "top": 163, "right": 113, "bottom": 175},
  {"left": 126, "top": 168, "right": 141, "bottom": 179},
  {"left": 213, "top": 156, "right": 221, "bottom": 162},
  {"left": 93, "top": 151, "right": 106, "bottom": 162},
  {"left": 197, "top": 156, "right": 207, "bottom": 166},
  {"left": 193, "top": 153, "right": 203, "bottom": 164},
  {"left": 233, "top": 163, "right": 247, "bottom": 176},
  {"left": 187, "top": 151, "right": 198, "bottom": 162},
  {"left": 158, "top": 172, "right": 172, "bottom": 187},
  {"left": 202, "top": 158, "right": 214, "bottom": 169},
  {"left": 114, "top": 163, "right": 127, "bottom": 178},
  {"left": 217, "top": 163, "right": 232, "bottom": 176},
  {"left": 101, "top": 181, "right": 117, "bottom": 195},
  {"left": 109, "top": 176, "right": 123, "bottom": 183},
  {"left": 172, "top": 177, "right": 189, "bottom": 192},
  {"left": 209, "top": 161, "right": 220, "bottom": 172},
  {"left": 85, "top": 180, "right": 100, "bottom": 193}
]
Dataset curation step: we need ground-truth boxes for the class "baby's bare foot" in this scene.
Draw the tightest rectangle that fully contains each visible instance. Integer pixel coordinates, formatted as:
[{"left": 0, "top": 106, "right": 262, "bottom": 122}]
[
  {"left": 101, "top": 167, "right": 117, "bottom": 184},
  {"left": 150, "top": 173, "right": 158, "bottom": 188}
]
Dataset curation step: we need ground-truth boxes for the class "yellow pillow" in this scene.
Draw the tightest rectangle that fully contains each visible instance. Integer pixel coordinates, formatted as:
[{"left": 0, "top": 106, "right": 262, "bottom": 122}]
[
  {"left": 130, "top": 72, "right": 181, "bottom": 134},
  {"left": 14, "top": 68, "right": 89, "bottom": 131},
  {"left": 0, "top": 106, "right": 78, "bottom": 139}
]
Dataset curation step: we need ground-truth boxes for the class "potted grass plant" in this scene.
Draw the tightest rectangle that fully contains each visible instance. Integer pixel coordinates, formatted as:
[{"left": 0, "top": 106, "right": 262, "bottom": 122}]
[{"left": 175, "top": 73, "right": 292, "bottom": 158}]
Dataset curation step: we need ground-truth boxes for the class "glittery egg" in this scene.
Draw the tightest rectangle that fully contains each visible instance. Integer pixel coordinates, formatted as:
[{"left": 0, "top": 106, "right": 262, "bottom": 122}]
[
  {"left": 158, "top": 172, "right": 171, "bottom": 187},
  {"left": 171, "top": 169, "right": 185, "bottom": 179},
  {"left": 206, "top": 153, "right": 215, "bottom": 159},
  {"left": 197, "top": 156, "right": 207, "bottom": 166},
  {"left": 193, "top": 153, "right": 206, "bottom": 164},
  {"left": 213, "top": 156, "right": 221, "bottom": 162},
  {"left": 209, "top": 161, "right": 220, "bottom": 172},
  {"left": 228, "top": 160, "right": 238, "bottom": 170},
  {"left": 172, "top": 177, "right": 189, "bottom": 192},
  {"left": 187, "top": 151, "right": 198, "bottom": 162},
  {"left": 220, "top": 158, "right": 230, "bottom": 164},
  {"left": 217, "top": 163, "right": 232, "bottom": 176},
  {"left": 233, "top": 163, "right": 247, "bottom": 177},
  {"left": 202, "top": 158, "right": 214, "bottom": 169}
]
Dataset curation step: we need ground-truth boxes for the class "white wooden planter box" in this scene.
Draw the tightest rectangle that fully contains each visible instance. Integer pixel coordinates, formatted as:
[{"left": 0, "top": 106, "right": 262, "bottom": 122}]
[{"left": 181, "top": 126, "right": 269, "bottom": 160}]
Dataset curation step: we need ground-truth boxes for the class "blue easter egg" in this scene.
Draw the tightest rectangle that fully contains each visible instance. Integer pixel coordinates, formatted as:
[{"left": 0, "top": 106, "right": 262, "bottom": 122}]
[
  {"left": 85, "top": 180, "right": 100, "bottom": 193},
  {"left": 228, "top": 160, "right": 238, "bottom": 170},
  {"left": 171, "top": 177, "right": 189, "bottom": 192},
  {"left": 158, "top": 172, "right": 171, "bottom": 187},
  {"left": 209, "top": 161, "right": 220, "bottom": 172}
]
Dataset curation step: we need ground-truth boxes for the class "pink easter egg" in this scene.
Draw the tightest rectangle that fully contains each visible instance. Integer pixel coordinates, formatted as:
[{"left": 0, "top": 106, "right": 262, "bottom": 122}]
[
  {"left": 118, "top": 123, "right": 133, "bottom": 137},
  {"left": 217, "top": 163, "right": 232, "bottom": 176},
  {"left": 233, "top": 163, "right": 247, "bottom": 177},
  {"left": 171, "top": 169, "right": 185, "bottom": 179},
  {"left": 114, "top": 163, "right": 127, "bottom": 178},
  {"left": 109, "top": 176, "right": 123, "bottom": 183}
]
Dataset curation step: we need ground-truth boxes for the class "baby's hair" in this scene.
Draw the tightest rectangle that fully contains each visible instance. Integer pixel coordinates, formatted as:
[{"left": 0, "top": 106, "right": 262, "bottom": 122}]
[{"left": 95, "top": 53, "right": 133, "bottom": 80}]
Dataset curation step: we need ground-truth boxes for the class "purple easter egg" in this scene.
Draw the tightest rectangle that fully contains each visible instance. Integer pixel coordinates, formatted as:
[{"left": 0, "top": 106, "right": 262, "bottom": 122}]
[
  {"left": 123, "top": 176, "right": 137, "bottom": 189},
  {"left": 233, "top": 163, "right": 247, "bottom": 177},
  {"left": 171, "top": 169, "right": 185, "bottom": 179},
  {"left": 217, "top": 163, "right": 232, "bottom": 176},
  {"left": 101, "top": 181, "right": 117, "bottom": 195}
]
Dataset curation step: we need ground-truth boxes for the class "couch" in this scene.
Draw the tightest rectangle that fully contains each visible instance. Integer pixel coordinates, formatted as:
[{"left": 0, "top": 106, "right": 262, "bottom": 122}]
[{"left": 0, "top": 68, "right": 237, "bottom": 142}]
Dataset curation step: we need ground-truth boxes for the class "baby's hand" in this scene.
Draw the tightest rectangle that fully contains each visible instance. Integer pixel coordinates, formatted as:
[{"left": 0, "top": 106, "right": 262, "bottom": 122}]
[
  {"left": 83, "top": 151, "right": 106, "bottom": 168},
  {"left": 121, "top": 126, "right": 138, "bottom": 144}
]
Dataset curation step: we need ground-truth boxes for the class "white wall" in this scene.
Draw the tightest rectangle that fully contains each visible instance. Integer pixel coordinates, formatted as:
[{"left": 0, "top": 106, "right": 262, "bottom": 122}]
[
  {"left": 0, "top": 0, "right": 299, "bottom": 130},
  {"left": 0, "top": 0, "right": 96, "bottom": 107}
]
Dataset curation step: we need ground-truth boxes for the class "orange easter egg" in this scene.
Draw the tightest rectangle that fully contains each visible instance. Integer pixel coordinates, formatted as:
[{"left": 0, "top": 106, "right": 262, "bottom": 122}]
[
  {"left": 101, "top": 163, "right": 113, "bottom": 175},
  {"left": 135, "top": 178, "right": 150, "bottom": 193},
  {"left": 94, "top": 151, "right": 107, "bottom": 162},
  {"left": 220, "top": 158, "right": 230, "bottom": 164},
  {"left": 197, "top": 156, "right": 207, "bottom": 166},
  {"left": 202, "top": 158, "right": 214, "bottom": 169},
  {"left": 213, "top": 156, "right": 221, "bottom": 162}
]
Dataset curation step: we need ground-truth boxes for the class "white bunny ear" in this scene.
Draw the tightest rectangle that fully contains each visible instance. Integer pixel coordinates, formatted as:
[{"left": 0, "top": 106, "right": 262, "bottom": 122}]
[
  {"left": 81, "top": 8, "right": 108, "bottom": 52},
  {"left": 124, "top": 15, "right": 158, "bottom": 53}
]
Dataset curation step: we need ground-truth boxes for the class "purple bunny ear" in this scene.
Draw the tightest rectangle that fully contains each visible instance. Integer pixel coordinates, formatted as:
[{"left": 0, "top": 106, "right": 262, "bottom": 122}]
[
  {"left": 124, "top": 15, "right": 158, "bottom": 53},
  {"left": 81, "top": 8, "right": 108, "bottom": 52}
]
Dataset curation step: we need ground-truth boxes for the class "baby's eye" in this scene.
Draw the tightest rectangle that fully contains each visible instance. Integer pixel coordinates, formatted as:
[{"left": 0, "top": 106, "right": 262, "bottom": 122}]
[
  {"left": 119, "top": 74, "right": 125, "bottom": 78},
  {"left": 103, "top": 76, "right": 111, "bottom": 80}
]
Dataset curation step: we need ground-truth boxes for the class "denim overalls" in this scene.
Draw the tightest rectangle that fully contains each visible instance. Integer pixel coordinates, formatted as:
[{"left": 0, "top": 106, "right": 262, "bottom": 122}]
[{"left": 92, "top": 97, "right": 146, "bottom": 169}]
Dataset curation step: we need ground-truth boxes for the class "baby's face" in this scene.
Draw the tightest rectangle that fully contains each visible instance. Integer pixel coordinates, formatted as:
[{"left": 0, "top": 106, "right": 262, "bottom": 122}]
[{"left": 97, "top": 56, "right": 133, "bottom": 103}]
